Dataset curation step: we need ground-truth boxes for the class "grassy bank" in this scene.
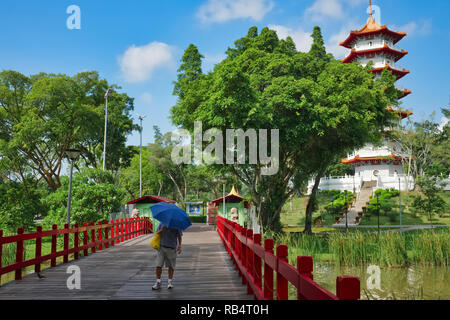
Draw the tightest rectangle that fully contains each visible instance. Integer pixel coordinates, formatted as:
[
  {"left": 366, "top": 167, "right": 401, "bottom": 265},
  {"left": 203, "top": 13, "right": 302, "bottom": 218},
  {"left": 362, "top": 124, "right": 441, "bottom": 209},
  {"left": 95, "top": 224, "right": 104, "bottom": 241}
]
[
  {"left": 281, "top": 191, "right": 450, "bottom": 227},
  {"left": 271, "top": 228, "right": 449, "bottom": 267}
]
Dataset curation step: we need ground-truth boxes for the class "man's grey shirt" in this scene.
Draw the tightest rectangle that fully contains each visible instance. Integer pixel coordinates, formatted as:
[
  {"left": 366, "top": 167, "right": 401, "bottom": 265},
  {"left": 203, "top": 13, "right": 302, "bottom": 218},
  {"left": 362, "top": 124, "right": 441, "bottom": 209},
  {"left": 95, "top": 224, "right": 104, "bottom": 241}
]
[{"left": 157, "top": 224, "right": 182, "bottom": 249}]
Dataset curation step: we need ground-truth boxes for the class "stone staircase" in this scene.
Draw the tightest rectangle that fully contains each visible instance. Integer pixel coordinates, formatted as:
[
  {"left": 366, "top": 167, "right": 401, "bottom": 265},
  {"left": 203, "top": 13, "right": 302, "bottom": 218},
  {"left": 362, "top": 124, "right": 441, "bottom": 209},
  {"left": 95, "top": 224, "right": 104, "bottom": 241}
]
[{"left": 337, "top": 181, "right": 376, "bottom": 226}]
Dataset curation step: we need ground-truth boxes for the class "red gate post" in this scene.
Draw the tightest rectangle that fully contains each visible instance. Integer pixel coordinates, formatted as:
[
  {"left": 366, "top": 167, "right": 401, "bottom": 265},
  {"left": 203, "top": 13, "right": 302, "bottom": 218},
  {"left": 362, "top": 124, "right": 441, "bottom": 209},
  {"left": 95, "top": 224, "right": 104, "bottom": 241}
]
[
  {"left": 97, "top": 221, "right": 103, "bottom": 251},
  {"left": 83, "top": 222, "right": 89, "bottom": 256},
  {"left": 264, "top": 238, "right": 274, "bottom": 300},
  {"left": 63, "top": 224, "right": 69, "bottom": 263},
  {"left": 246, "top": 229, "right": 254, "bottom": 295},
  {"left": 125, "top": 218, "right": 129, "bottom": 241},
  {"left": 241, "top": 227, "right": 247, "bottom": 285},
  {"left": 253, "top": 234, "right": 262, "bottom": 295},
  {"left": 15, "top": 228, "right": 24, "bottom": 280},
  {"left": 297, "top": 256, "right": 313, "bottom": 300},
  {"left": 90, "top": 222, "right": 96, "bottom": 253},
  {"left": 110, "top": 220, "right": 115, "bottom": 247},
  {"left": 276, "top": 245, "right": 289, "bottom": 300},
  {"left": 336, "top": 276, "right": 360, "bottom": 300},
  {"left": 74, "top": 224, "right": 79, "bottom": 260},
  {"left": 35, "top": 226, "right": 42, "bottom": 273},
  {"left": 104, "top": 221, "right": 109, "bottom": 249}
]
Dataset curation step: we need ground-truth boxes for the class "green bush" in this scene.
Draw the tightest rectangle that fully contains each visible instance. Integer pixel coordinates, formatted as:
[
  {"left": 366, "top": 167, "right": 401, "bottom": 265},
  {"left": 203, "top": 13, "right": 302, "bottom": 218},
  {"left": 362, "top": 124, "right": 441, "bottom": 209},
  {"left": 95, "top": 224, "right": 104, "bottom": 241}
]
[{"left": 188, "top": 216, "right": 207, "bottom": 223}]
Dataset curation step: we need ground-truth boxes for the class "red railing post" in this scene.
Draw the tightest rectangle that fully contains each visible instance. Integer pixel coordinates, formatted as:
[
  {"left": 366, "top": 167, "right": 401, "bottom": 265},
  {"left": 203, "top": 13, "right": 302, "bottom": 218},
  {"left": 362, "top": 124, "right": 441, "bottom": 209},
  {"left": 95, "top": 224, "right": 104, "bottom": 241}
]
[
  {"left": 264, "top": 238, "right": 274, "bottom": 300},
  {"left": 110, "top": 220, "right": 115, "bottom": 247},
  {"left": 0, "top": 230, "right": 2, "bottom": 284},
  {"left": 97, "top": 221, "right": 103, "bottom": 251},
  {"left": 297, "top": 256, "right": 313, "bottom": 300},
  {"left": 116, "top": 219, "right": 120, "bottom": 243},
  {"left": 51, "top": 224, "right": 57, "bottom": 267},
  {"left": 120, "top": 219, "right": 124, "bottom": 242},
  {"left": 253, "top": 234, "right": 262, "bottom": 295},
  {"left": 125, "top": 218, "right": 129, "bottom": 241},
  {"left": 104, "top": 221, "right": 109, "bottom": 249},
  {"left": 246, "top": 229, "right": 253, "bottom": 295},
  {"left": 74, "top": 224, "right": 79, "bottom": 260},
  {"left": 63, "top": 224, "right": 69, "bottom": 263},
  {"left": 276, "top": 245, "right": 289, "bottom": 300},
  {"left": 15, "top": 228, "right": 24, "bottom": 280},
  {"left": 83, "top": 222, "right": 89, "bottom": 256},
  {"left": 336, "top": 276, "right": 360, "bottom": 300},
  {"left": 236, "top": 224, "right": 241, "bottom": 275},
  {"left": 231, "top": 222, "right": 236, "bottom": 267},
  {"left": 90, "top": 222, "right": 96, "bottom": 253},
  {"left": 35, "top": 226, "right": 42, "bottom": 273},
  {"left": 241, "top": 227, "right": 247, "bottom": 285}
]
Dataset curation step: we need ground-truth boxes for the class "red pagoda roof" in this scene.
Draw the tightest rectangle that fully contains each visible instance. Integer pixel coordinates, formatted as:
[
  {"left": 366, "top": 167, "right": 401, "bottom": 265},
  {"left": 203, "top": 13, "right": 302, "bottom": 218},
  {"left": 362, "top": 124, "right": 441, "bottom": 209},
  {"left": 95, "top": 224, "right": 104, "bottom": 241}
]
[
  {"left": 340, "top": 16, "right": 406, "bottom": 49},
  {"left": 342, "top": 44, "right": 408, "bottom": 64},
  {"left": 127, "top": 195, "right": 176, "bottom": 205},
  {"left": 342, "top": 153, "right": 406, "bottom": 165},
  {"left": 211, "top": 186, "right": 245, "bottom": 205},
  {"left": 371, "top": 63, "right": 410, "bottom": 80},
  {"left": 387, "top": 106, "right": 413, "bottom": 119}
]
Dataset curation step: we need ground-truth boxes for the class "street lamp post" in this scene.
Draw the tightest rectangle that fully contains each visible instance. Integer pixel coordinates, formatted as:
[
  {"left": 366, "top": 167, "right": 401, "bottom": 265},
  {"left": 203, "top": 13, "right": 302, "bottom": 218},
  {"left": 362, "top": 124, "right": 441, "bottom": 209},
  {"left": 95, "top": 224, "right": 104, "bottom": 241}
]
[
  {"left": 138, "top": 115, "right": 147, "bottom": 198},
  {"left": 103, "top": 88, "right": 113, "bottom": 171},
  {"left": 398, "top": 175, "right": 402, "bottom": 232},
  {"left": 345, "top": 190, "right": 348, "bottom": 230},
  {"left": 377, "top": 193, "right": 380, "bottom": 236},
  {"left": 64, "top": 149, "right": 81, "bottom": 225}
]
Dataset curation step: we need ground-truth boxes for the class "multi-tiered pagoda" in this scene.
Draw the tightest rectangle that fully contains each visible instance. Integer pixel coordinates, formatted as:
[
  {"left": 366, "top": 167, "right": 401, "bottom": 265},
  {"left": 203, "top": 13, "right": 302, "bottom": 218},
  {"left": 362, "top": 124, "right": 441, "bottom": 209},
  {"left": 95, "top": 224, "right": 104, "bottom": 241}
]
[
  {"left": 307, "top": 1, "right": 414, "bottom": 195},
  {"left": 340, "top": 1, "right": 413, "bottom": 189}
]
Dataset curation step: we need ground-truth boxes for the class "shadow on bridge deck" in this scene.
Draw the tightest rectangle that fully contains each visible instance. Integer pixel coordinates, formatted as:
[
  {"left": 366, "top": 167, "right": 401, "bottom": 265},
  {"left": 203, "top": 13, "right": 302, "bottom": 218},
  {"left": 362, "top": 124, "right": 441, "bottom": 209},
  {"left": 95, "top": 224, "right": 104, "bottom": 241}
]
[{"left": 0, "top": 224, "right": 252, "bottom": 300}]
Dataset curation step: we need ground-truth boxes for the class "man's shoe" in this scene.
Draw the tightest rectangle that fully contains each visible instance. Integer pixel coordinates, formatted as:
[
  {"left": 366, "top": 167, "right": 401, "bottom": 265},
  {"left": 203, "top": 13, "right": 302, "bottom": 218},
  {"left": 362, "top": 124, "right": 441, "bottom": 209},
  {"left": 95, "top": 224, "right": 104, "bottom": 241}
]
[
  {"left": 152, "top": 281, "right": 161, "bottom": 290},
  {"left": 167, "top": 281, "right": 174, "bottom": 289}
]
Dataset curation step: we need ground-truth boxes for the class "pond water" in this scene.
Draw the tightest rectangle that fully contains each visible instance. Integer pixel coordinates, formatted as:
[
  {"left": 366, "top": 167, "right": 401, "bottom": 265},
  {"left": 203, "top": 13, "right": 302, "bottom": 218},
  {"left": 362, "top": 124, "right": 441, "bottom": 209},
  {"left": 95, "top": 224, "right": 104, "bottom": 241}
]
[{"left": 312, "top": 263, "right": 450, "bottom": 300}]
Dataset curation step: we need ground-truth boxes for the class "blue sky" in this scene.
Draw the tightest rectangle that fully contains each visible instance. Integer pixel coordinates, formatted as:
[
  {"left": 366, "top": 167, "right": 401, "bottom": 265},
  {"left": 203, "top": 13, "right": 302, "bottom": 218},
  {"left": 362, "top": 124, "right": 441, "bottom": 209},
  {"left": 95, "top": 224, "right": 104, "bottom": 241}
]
[{"left": 1, "top": 0, "right": 449, "bottom": 147}]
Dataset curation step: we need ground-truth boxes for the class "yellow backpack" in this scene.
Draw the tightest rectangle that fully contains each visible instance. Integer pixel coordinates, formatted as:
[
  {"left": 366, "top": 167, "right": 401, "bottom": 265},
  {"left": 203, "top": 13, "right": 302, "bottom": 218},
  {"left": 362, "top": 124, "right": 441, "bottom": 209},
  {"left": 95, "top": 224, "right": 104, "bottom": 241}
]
[{"left": 150, "top": 231, "right": 162, "bottom": 251}]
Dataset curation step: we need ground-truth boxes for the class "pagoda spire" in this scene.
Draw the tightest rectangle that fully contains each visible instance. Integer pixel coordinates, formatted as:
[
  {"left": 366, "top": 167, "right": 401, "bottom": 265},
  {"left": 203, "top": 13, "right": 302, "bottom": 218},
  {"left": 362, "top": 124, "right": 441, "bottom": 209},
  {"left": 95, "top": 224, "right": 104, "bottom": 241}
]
[{"left": 369, "top": 0, "right": 373, "bottom": 17}]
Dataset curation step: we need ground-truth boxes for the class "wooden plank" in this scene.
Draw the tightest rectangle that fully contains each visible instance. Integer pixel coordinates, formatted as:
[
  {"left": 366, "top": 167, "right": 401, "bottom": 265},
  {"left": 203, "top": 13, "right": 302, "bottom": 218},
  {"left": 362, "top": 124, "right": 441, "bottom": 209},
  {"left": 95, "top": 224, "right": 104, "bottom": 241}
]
[{"left": 0, "top": 224, "right": 253, "bottom": 300}]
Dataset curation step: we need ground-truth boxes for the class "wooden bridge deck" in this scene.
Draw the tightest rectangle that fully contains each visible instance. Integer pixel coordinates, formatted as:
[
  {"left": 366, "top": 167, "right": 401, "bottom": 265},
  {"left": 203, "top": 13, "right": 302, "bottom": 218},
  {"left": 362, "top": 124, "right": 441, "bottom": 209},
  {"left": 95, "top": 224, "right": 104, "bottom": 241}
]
[{"left": 0, "top": 224, "right": 253, "bottom": 300}]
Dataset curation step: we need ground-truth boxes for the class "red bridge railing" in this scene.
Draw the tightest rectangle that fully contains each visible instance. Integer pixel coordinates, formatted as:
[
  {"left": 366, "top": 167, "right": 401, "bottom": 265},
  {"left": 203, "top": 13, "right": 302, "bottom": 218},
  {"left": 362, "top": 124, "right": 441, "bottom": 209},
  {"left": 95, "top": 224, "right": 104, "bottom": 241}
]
[
  {"left": 0, "top": 217, "right": 152, "bottom": 284},
  {"left": 216, "top": 216, "right": 360, "bottom": 300}
]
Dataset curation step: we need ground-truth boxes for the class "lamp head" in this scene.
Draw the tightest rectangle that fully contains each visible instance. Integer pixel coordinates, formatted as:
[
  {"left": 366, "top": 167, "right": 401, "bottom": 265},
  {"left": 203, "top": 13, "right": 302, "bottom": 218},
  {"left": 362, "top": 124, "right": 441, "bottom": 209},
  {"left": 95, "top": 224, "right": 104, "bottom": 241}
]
[{"left": 64, "top": 149, "right": 82, "bottom": 161}]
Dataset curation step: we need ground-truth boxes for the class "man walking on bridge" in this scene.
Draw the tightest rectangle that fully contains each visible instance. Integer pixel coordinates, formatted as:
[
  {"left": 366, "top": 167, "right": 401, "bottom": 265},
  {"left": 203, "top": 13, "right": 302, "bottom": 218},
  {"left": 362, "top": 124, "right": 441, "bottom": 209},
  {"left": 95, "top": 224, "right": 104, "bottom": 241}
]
[{"left": 152, "top": 224, "right": 183, "bottom": 290}]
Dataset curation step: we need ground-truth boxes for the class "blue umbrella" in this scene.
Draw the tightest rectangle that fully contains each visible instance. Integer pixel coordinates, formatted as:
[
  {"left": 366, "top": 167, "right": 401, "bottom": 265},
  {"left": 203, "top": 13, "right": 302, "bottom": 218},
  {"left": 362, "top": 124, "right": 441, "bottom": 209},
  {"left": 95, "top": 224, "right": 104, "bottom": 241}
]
[{"left": 150, "top": 202, "right": 192, "bottom": 230}]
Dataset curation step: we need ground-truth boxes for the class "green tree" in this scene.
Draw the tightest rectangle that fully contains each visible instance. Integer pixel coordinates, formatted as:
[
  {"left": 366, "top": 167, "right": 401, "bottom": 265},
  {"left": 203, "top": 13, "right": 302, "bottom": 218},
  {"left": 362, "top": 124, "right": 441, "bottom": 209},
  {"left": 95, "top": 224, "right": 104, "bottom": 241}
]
[
  {"left": 171, "top": 26, "right": 398, "bottom": 234},
  {"left": 43, "top": 168, "right": 125, "bottom": 227},
  {"left": 0, "top": 70, "right": 137, "bottom": 191},
  {"left": 0, "top": 178, "right": 47, "bottom": 232}
]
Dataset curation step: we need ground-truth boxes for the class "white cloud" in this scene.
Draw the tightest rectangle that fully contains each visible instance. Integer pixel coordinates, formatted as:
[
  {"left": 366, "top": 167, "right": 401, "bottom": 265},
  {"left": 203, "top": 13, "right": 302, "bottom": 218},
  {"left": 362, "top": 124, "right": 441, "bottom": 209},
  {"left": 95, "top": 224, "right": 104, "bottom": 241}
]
[
  {"left": 118, "top": 42, "right": 175, "bottom": 83},
  {"left": 304, "top": 0, "right": 367, "bottom": 22},
  {"left": 438, "top": 117, "right": 448, "bottom": 132},
  {"left": 139, "top": 92, "right": 153, "bottom": 105},
  {"left": 394, "top": 19, "right": 432, "bottom": 37},
  {"left": 197, "top": 0, "right": 274, "bottom": 24},
  {"left": 268, "top": 25, "right": 313, "bottom": 52},
  {"left": 305, "top": 0, "right": 343, "bottom": 22}
]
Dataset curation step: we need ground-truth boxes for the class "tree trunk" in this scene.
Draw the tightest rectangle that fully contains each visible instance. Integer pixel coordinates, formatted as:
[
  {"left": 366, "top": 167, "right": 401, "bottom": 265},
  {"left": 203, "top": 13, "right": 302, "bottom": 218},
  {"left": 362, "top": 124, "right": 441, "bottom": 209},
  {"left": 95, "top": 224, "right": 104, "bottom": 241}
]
[{"left": 304, "top": 173, "right": 323, "bottom": 235}]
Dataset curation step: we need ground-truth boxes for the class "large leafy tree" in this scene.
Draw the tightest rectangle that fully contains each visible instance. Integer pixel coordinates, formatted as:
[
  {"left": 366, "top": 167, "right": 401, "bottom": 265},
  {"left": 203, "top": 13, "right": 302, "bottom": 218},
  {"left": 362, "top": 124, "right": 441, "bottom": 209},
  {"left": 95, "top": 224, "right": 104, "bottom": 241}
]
[
  {"left": 43, "top": 168, "right": 125, "bottom": 227},
  {"left": 0, "top": 70, "right": 137, "bottom": 191},
  {"left": 171, "top": 27, "right": 398, "bottom": 233}
]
